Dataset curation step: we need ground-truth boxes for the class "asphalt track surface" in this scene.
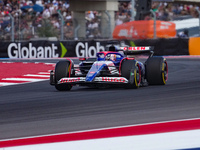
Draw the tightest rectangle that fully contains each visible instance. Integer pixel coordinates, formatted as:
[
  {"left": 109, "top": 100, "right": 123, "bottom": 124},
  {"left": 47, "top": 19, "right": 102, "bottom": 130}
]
[{"left": 0, "top": 58, "right": 200, "bottom": 140}]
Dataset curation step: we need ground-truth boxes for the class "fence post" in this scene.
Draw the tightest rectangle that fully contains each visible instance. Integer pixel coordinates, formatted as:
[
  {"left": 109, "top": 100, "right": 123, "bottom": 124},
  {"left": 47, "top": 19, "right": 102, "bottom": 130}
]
[
  {"left": 57, "top": 10, "right": 64, "bottom": 41},
  {"left": 8, "top": 13, "right": 14, "bottom": 42},
  {"left": 196, "top": 9, "right": 200, "bottom": 36},
  {"left": 150, "top": 9, "right": 156, "bottom": 39},
  {"left": 73, "top": 19, "right": 80, "bottom": 40},
  {"left": 105, "top": 11, "right": 111, "bottom": 38},
  {"left": 131, "top": 0, "right": 135, "bottom": 21}
]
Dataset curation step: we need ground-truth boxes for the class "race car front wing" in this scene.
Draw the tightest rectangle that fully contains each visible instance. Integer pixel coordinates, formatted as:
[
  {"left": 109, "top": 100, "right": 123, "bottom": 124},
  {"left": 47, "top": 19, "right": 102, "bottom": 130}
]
[{"left": 57, "top": 77, "right": 129, "bottom": 85}]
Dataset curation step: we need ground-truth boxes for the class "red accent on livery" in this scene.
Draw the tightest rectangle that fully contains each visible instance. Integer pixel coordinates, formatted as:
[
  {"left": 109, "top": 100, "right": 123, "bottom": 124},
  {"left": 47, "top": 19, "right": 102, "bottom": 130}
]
[
  {"left": 119, "top": 58, "right": 135, "bottom": 77},
  {"left": 90, "top": 72, "right": 95, "bottom": 74},
  {"left": 79, "top": 58, "right": 86, "bottom": 61}
]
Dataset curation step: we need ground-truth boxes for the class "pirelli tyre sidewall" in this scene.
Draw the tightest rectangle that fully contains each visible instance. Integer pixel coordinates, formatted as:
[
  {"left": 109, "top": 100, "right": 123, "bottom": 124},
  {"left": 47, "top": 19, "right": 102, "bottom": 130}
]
[
  {"left": 55, "top": 60, "right": 72, "bottom": 91},
  {"left": 121, "top": 59, "right": 141, "bottom": 89},
  {"left": 146, "top": 56, "right": 168, "bottom": 85}
]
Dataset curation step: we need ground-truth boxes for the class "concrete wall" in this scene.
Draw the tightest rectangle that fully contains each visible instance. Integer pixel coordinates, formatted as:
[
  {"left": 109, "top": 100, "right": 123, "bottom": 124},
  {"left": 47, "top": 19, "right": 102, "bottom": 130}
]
[{"left": 69, "top": 0, "right": 118, "bottom": 38}]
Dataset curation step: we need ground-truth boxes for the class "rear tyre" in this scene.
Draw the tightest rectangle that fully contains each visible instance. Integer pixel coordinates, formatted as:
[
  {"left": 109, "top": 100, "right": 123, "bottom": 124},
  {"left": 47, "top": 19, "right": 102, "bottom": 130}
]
[
  {"left": 146, "top": 56, "right": 168, "bottom": 85},
  {"left": 121, "top": 59, "right": 141, "bottom": 89},
  {"left": 55, "top": 60, "right": 72, "bottom": 91}
]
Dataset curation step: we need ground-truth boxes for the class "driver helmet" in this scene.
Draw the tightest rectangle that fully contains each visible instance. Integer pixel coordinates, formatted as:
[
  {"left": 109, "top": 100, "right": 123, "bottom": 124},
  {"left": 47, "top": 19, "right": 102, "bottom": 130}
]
[
  {"left": 105, "top": 54, "right": 111, "bottom": 60},
  {"left": 110, "top": 54, "right": 116, "bottom": 61}
]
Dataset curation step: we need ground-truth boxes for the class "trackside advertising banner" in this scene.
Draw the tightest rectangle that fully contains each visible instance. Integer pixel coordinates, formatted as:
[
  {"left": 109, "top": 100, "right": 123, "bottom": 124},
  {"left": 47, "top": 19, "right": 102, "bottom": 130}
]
[
  {"left": 0, "top": 40, "right": 118, "bottom": 58},
  {"left": 0, "top": 39, "right": 188, "bottom": 58},
  {"left": 0, "top": 41, "right": 76, "bottom": 58},
  {"left": 113, "top": 20, "right": 176, "bottom": 39}
]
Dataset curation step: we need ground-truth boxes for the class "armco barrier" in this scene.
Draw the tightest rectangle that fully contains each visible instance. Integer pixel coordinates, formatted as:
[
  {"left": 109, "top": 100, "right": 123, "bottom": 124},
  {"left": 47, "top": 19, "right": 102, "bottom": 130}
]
[
  {"left": 189, "top": 37, "right": 200, "bottom": 55},
  {"left": 0, "top": 38, "right": 189, "bottom": 58}
]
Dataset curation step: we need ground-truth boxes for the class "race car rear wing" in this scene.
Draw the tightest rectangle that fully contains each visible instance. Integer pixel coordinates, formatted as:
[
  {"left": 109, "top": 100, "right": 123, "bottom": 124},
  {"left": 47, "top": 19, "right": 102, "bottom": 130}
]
[{"left": 119, "top": 46, "right": 154, "bottom": 55}]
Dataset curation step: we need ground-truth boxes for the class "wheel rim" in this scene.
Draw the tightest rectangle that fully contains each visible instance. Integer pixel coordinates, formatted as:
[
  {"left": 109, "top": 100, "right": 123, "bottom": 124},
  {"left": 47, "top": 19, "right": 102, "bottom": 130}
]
[
  {"left": 162, "top": 60, "right": 168, "bottom": 84},
  {"left": 134, "top": 64, "right": 141, "bottom": 87}
]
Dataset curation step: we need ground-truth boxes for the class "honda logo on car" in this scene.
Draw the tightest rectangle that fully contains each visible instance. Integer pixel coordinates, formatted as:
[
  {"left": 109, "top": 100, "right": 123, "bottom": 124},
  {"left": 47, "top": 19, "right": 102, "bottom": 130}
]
[
  {"left": 75, "top": 42, "right": 105, "bottom": 58},
  {"left": 8, "top": 43, "right": 59, "bottom": 58},
  {"left": 119, "top": 47, "right": 150, "bottom": 51}
]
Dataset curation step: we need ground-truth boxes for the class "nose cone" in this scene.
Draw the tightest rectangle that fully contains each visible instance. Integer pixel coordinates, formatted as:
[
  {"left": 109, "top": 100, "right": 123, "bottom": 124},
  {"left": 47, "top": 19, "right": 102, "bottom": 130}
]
[
  {"left": 86, "top": 62, "right": 105, "bottom": 82},
  {"left": 86, "top": 71, "right": 97, "bottom": 82}
]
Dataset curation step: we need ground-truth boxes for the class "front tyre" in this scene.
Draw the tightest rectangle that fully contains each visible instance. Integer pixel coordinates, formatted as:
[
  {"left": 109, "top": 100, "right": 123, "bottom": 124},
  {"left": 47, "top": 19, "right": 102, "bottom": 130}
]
[
  {"left": 55, "top": 60, "right": 72, "bottom": 91},
  {"left": 121, "top": 59, "right": 141, "bottom": 89},
  {"left": 146, "top": 57, "right": 168, "bottom": 85}
]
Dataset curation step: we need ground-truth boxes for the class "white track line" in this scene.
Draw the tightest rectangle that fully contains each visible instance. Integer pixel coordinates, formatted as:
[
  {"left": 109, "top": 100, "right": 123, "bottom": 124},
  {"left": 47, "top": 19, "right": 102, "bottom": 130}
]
[
  {"left": 23, "top": 74, "right": 50, "bottom": 78},
  {"left": 0, "top": 82, "right": 18, "bottom": 86},
  {"left": 45, "top": 63, "right": 56, "bottom": 65},
  {"left": 38, "top": 72, "right": 50, "bottom": 74},
  {"left": 2, "top": 78, "right": 47, "bottom": 82},
  {"left": 1, "top": 62, "right": 13, "bottom": 63}
]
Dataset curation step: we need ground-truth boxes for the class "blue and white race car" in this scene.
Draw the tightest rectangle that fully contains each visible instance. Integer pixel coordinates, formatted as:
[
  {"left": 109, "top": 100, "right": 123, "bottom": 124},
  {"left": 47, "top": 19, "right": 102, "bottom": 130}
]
[{"left": 50, "top": 45, "right": 168, "bottom": 91}]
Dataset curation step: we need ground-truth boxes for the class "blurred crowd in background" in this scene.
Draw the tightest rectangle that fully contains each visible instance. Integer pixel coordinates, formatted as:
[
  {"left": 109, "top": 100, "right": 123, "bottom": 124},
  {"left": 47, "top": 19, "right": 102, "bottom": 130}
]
[{"left": 0, "top": 0, "right": 199, "bottom": 40}]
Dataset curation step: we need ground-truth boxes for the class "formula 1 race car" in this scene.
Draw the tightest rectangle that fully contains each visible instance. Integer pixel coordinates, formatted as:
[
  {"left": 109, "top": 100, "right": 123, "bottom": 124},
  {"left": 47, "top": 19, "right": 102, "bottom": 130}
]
[{"left": 50, "top": 45, "right": 168, "bottom": 91}]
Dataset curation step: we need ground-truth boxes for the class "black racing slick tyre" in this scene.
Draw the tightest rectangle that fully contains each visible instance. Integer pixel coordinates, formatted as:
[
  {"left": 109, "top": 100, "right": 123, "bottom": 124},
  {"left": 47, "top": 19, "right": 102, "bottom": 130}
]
[
  {"left": 55, "top": 60, "right": 72, "bottom": 91},
  {"left": 146, "top": 56, "right": 168, "bottom": 85},
  {"left": 121, "top": 59, "right": 141, "bottom": 89}
]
